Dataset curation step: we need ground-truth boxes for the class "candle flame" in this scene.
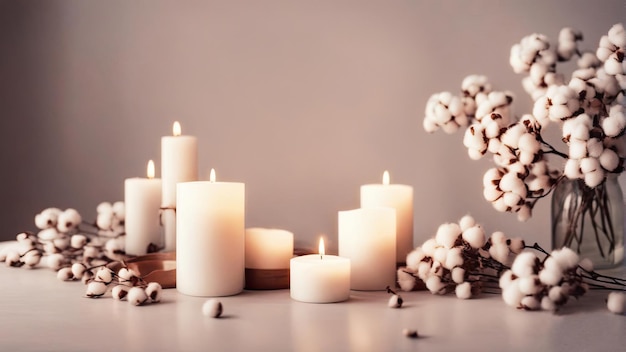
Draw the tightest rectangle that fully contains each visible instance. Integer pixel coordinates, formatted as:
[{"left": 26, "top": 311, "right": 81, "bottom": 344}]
[
  {"left": 319, "top": 238, "right": 325, "bottom": 258},
  {"left": 147, "top": 160, "right": 155, "bottom": 179},
  {"left": 383, "top": 170, "right": 390, "bottom": 185},
  {"left": 173, "top": 121, "right": 182, "bottom": 136},
  {"left": 210, "top": 168, "right": 216, "bottom": 183}
]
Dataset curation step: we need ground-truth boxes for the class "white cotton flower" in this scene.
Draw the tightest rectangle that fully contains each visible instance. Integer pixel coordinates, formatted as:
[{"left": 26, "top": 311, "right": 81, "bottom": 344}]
[
  {"left": 421, "top": 238, "right": 438, "bottom": 257},
  {"left": 603, "top": 105, "right": 626, "bottom": 137},
  {"left": 508, "top": 238, "right": 525, "bottom": 254},
  {"left": 519, "top": 275, "right": 542, "bottom": 295},
  {"left": 95, "top": 267, "right": 113, "bottom": 284},
  {"left": 433, "top": 247, "right": 448, "bottom": 265},
  {"left": 455, "top": 282, "right": 472, "bottom": 299},
  {"left": 577, "top": 51, "right": 601, "bottom": 69},
  {"left": 490, "top": 243, "right": 510, "bottom": 264},
  {"left": 35, "top": 208, "right": 63, "bottom": 230},
  {"left": 435, "top": 223, "right": 461, "bottom": 249},
  {"left": 424, "top": 92, "right": 469, "bottom": 133},
  {"left": 608, "top": 23, "right": 626, "bottom": 47},
  {"left": 499, "top": 172, "right": 527, "bottom": 197},
  {"left": 568, "top": 138, "right": 587, "bottom": 160},
  {"left": 57, "top": 208, "right": 82, "bottom": 233},
  {"left": 52, "top": 236, "right": 70, "bottom": 251},
  {"left": 463, "top": 124, "right": 488, "bottom": 153},
  {"left": 21, "top": 250, "right": 41, "bottom": 268},
  {"left": 425, "top": 276, "right": 446, "bottom": 294},
  {"left": 541, "top": 296, "right": 556, "bottom": 311},
  {"left": 46, "top": 253, "right": 65, "bottom": 271},
  {"left": 539, "top": 266, "right": 563, "bottom": 286},
  {"left": 462, "top": 75, "right": 492, "bottom": 98},
  {"left": 462, "top": 225, "right": 485, "bottom": 249},
  {"left": 499, "top": 270, "right": 514, "bottom": 289},
  {"left": 584, "top": 169, "right": 605, "bottom": 188},
  {"left": 458, "top": 214, "right": 476, "bottom": 231},
  {"left": 145, "top": 282, "right": 162, "bottom": 303},
  {"left": 521, "top": 296, "right": 541, "bottom": 311},
  {"left": 445, "top": 247, "right": 464, "bottom": 269},
  {"left": 492, "top": 197, "right": 509, "bottom": 212},
  {"left": 491, "top": 231, "right": 506, "bottom": 244},
  {"left": 578, "top": 258, "right": 594, "bottom": 272},
  {"left": 112, "top": 285, "right": 129, "bottom": 301},
  {"left": 483, "top": 184, "right": 503, "bottom": 202},
  {"left": 85, "top": 282, "right": 107, "bottom": 298},
  {"left": 56, "top": 267, "right": 74, "bottom": 281},
  {"left": 475, "top": 91, "right": 513, "bottom": 123},
  {"left": 502, "top": 281, "right": 524, "bottom": 308},
  {"left": 586, "top": 138, "right": 604, "bottom": 158},
  {"left": 511, "top": 252, "right": 538, "bottom": 277},
  {"left": 70, "top": 234, "right": 87, "bottom": 249},
  {"left": 503, "top": 192, "right": 522, "bottom": 209},
  {"left": 71, "top": 263, "right": 87, "bottom": 278},
  {"left": 96, "top": 212, "right": 113, "bottom": 230},
  {"left": 564, "top": 159, "right": 583, "bottom": 179},
  {"left": 96, "top": 202, "right": 113, "bottom": 214},
  {"left": 397, "top": 269, "right": 416, "bottom": 292},
  {"left": 599, "top": 148, "right": 620, "bottom": 172},
  {"left": 548, "top": 286, "right": 568, "bottom": 305},
  {"left": 37, "top": 228, "right": 60, "bottom": 242},
  {"left": 452, "top": 267, "right": 466, "bottom": 284},
  {"left": 580, "top": 157, "right": 600, "bottom": 174},
  {"left": 607, "top": 292, "right": 626, "bottom": 314},
  {"left": 128, "top": 287, "right": 149, "bottom": 306},
  {"left": 417, "top": 261, "right": 431, "bottom": 278},
  {"left": 529, "top": 62, "right": 549, "bottom": 86},
  {"left": 604, "top": 53, "right": 626, "bottom": 75},
  {"left": 483, "top": 168, "right": 503, "bottom": 188},
  {"left": 406, "top": 248, "right": 425, "bottom": 270},
  {"left": 83, "top": 245, "right": 99, "bottom": 260},
  {"left": 112, "top": 201, "right": 125, "bottom": 221},
  {"left": 551, "top": 247, "right": 580, "bottom": 270}
]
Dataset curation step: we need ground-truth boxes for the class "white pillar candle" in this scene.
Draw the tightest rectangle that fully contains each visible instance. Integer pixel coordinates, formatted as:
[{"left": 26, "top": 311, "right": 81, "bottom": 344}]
[
  {"left": 124, "top": 160, "right": 163, "bottom": 256},
  {"left": 176, "top": 169, "right": 245, "bottom": 297},
  {"left": 245, "top": 228, "right": 294, "bottom": 269},
  {"left": 161, "top": 121, "right": 198, "bottom": 252},
  {"left": 360, "top": 171, "right": 414, "bottom": 264},
  {"left": 290, "top": 238, "right": 350, "bottom": 303},
  {"left": 338, "top": 207, "right": 396, "bottom": 290}
]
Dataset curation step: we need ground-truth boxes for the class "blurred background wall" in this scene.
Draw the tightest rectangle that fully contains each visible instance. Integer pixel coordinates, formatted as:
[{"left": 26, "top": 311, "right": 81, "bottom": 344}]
[{"left": 1, "top": 0, "right": 625, "bottom": 252}]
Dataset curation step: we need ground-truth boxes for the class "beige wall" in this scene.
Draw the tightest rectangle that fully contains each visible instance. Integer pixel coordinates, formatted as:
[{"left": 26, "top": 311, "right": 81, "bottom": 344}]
[{"left": 1, "top": 0, "right": 625, "bottom": 251}]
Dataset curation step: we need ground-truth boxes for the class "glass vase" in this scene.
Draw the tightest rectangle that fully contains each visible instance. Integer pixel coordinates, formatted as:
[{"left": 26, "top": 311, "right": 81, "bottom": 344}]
[{"left": 551, "top": 175, "right": 624, "bottom": 270}]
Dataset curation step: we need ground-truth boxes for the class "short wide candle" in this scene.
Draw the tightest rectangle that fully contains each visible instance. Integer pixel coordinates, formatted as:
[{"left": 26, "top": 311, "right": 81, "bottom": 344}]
[
  {"left": 176, "top": 170, "right": 245, "bottom": 297},
  {"left": 245, "top": 228, "right": 294, "bottom": 269},
  {"left": 361, "top": 171, "right": 414, "bottom": 264},
  {"left": 290, "top": 239, "right": 350, "bottom": 303},
  {"left": 338, "top": 207, "right": 396, "bottom": 290},
  {"left": 124, "top": 160, "right": 162, "bottom": 256}
]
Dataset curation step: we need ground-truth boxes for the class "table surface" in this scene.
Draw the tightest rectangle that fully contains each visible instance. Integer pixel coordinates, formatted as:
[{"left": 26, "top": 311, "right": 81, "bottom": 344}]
[{"left": 1, "top": 254, "right": 625, "bottom": 352}]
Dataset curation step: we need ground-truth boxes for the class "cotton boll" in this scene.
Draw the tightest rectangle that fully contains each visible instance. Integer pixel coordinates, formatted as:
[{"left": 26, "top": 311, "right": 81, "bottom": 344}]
[
  {"left": 421, "top": 238, "right": 438, "bottom": 257},
  {"left": 468, "top": 148, "right": 485, "bottom": 160},
  {"left": 455, "top": 282, "right": 472, "bottom": 299},
  {"left": 462, "top": 225, "right": 485, "bottom": 249},
  {"left": 445, "top": 247, "right": 464, "bottom": 269},
  {"left": 551, "top": 247, "right": 580, "bottom": 270},
  {"left": 483, "top": 185, "right": 503, "bottom": 203},
  {"left": 502, "top": 281, "right": 524, "bottom": 308},
  {"left": 578, "top": 257, "right": 594, "bottom": 272},
  {"left": 599, "top": 148, "right": 619, "bottom": 171},
  {"left": 508, "top": 238, "right": 525, "bottom": 254},
  {"left": 96, "top": 202, "right": 113, "bottom": 214},
  {"left": 539, "top": 266, "right": 563, "bottom": 286},
  {"left": 608, "top": 23, "right": 626, "bottom": 47},
  {"left": 607, "top": 292, "right": 626, "bottom": 314},
  {"left": 397, "top": 269, "right": 416, "bottom": 292},
  {"left": 548, "top": 286, "right": 568, "bottom": 305},
  {"left": 458, "top": 214, "right": 476, "bottom": 231},
  {"left": 85, "top": 282, "right": 107, "bottom": 298},
  {"left": 490, "top": 243, "right": 510, "bottom": 264},
  {"left": 423, "top": 117, "right": 439, "bottom": 133},
  {"left": 503, "top": 192, "right": 522, "bottom": 208},
  {"left": 435, "top": 223, "right": 461, "bottom": 249},
  {"left": 57, "top": 209, "right": 82, "bottom": 233},
  {"left": 491, "top": 231, "right": 506, "bottom": 244},
  {"left": 492, "top": 197, "right": 508, "bottom": 212},
  {"left": 417, "top": 261, "right": 431, "bottom": 279},
  {"left": 517, "top": 204, "right": 532, "bottom": 222},
  {"left": 586, "top": 138, "right": 604, "bottom": 158},
  {"left": 584, "top": 169, "right": 605, "bottom": 188},
  {"left": 541, "top": 296, "right": 556, "bottom": 311},
  {"left": 511, "top": 252, "right": 538, "bottom": 277},
  {"left": 96, "top": 213, "right": 113, "bottom": 230},
  {"left": 35, "top": 208, "right": 63, "bottom": 229},
  {"left": 521, "top": 296, "right": 541, "bottom": 311},
  {"left": 112, "top": 201, "right": 125, "bottom": 221},
  {"left": 549, "top": 104, "right": 573, "bottom": 121},
  {"left": 580, "top": 157, "right": 600, "bottom": 174},
  {"left": 433, "top": 247, "right": 448, "bottom": 265},
  {"left": 568, "top": 139, "right": 587, "bottom": 160},
  {"left": 518, "top": 275, "right": 542, "bottom": 295},
  {"left": 605, "top": 55, "right": 626, "bottom": 75},
  {"left": 128, "top": 287, "right": 149, "bottom": 306},
  {"left": 529, "top": 62, "right": 549, "bottom": 86},
  {"left": 499, "top": 270, "right": 514, "bottom": 289},
  {"left": 501, "top": 124, "right": 525, "bottom": 148},
  {"left": 603, "top": 107, "right": 626, "bottom": 137},
  {"left": 406, "top": 248, "right": 425, "bottom": 270},
  {"left": 577, "top": 51, "right": 601, "bottom": 69},
  {"left": 441, "top": 121, "right": 460, "bottom": 134},
  {"left": 452, "top": 267, "right": 466, "bottom": 284},
  {"left": 425, "top": 276, "right": 446, "bottom": 294},
  {"left": 564, "top": 159, "right": 583, "bottom": 179}
]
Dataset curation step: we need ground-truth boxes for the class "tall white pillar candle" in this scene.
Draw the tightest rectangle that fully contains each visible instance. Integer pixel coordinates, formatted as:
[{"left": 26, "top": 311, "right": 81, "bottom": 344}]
[
  {"left": 161, "top": 121, "right": 198, "bottom": 252},
  {"left": 176, "top": 169, "right": 245, "bottom": 297},
  {"left": 124, "top": 160, "right": 163, "bottom": 256},
  {"left": 338, "top": 207, "right": 396, "bottom": 290},
  {"left": 360, "top": 171, "right": 414, "bottom": 264},
  {"left": 245, "top": 228, "right": 294, "bottom": 269},
  {"left": 290, "top": 238, "right": 350, "bottom": 303}
]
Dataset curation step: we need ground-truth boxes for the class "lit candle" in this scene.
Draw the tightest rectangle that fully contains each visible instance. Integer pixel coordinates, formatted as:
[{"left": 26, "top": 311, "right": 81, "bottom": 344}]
[
  {"left": 360, "top": 171, "right": 414, "bottom": 264},
  {"left": 161, "top": 121, "right": 198, "bottom": 252},
  {"left": 338, "top": 207, "right": 396, "bottom": 290},
  {"left": 244, "top": 228, "right": 294, "bottom": 290},
  {"left": 290, "top": 238, "right": 350, "bottom": 303},
  {"left": 176, "top": 169, "right": 245, "bottom": 297},
  {"left": 124, "top": 160, "right": 163, "bottom": 256}
]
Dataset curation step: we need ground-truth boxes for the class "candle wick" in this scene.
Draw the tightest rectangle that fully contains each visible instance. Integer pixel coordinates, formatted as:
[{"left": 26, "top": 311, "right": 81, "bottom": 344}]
[{"left": 320, "top": 254, "right": 323, "bottom": 260}]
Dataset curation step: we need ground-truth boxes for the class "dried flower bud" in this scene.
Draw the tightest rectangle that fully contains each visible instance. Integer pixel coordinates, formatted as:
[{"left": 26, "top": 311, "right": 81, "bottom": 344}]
[{"left": 202, "top": 299, "right": 223, "bottom": 318}]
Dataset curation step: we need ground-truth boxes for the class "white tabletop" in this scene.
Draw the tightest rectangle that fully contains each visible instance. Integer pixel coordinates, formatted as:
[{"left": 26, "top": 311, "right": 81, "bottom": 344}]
[{"left": 1, "top": 261, "right": 625, "bottom": 352}]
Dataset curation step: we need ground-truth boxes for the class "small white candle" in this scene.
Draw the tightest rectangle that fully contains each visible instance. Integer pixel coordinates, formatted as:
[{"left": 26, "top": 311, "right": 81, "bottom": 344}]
[
  {"left": 290, "top": 238, "right": 350, "bottom": 303},
  {"left": 176, "top": 169, "right": 245, "bottom": 297},
  {"left": 338, "top": 207, "right": 396, "bottom": 290},
  {"left": 124, "top": 160, "right": 163, "bottom": 256},
  {"left": 161, "top": 121, "right": 198, "bottom": 252},
  {"left": 361, "top": 171, "right": 414, "bottom": 264},
  {"left": 245, "top": 228, "right": 294, "bottom": 269}
]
